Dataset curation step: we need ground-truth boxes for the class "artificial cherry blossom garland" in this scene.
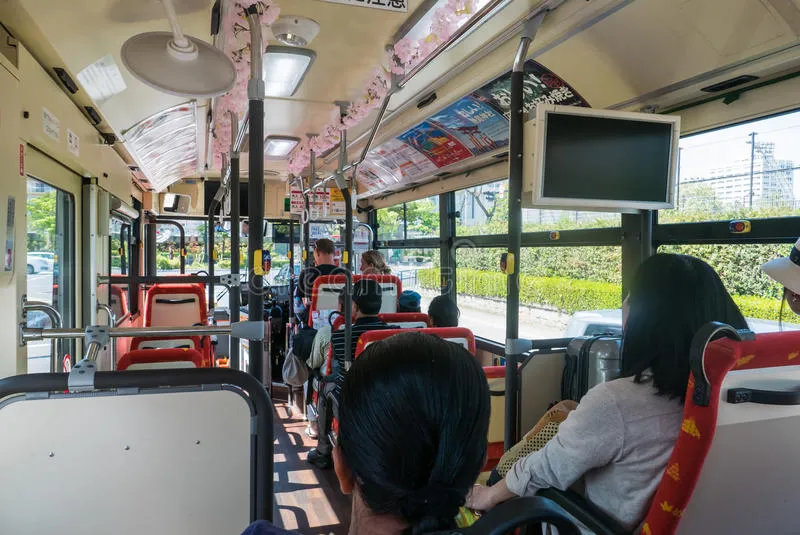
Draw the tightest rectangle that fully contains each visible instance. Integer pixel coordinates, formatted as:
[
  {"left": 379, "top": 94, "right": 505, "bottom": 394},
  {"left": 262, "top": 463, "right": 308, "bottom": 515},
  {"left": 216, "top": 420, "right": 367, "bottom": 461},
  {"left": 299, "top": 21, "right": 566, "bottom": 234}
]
[
  {"left": 286, "top": 0, "right": 479, "bottom": 175},
  {"left": 212, "top": 0, "right": 280, "bottom": 168},
  {"left": 209, "top": 0, "right": 480, "bottom": 174}
]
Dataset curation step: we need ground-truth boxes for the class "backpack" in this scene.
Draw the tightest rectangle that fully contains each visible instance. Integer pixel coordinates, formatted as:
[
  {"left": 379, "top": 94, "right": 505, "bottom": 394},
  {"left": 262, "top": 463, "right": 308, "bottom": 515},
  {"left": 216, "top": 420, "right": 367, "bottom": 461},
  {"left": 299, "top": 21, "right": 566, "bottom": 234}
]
[
  {"left": 283, "top": 327, "right": 316, "bottom": 387},
  {"left": 282, "top": 347, "right": 309, "bottom": 387}
]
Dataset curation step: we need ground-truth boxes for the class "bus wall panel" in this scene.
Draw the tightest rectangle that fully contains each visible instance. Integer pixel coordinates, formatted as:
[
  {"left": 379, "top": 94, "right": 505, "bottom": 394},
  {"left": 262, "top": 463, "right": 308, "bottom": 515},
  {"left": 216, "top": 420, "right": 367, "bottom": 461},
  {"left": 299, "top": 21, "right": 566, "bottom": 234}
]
[
  {"left": 677, "top": 75, "right": 800, "bottom": 135},
  {"left": 17, "top": 46, "right": 132, "bottom": 203},
  {"left": 0, "top": 58, "right": 26, "bottom": 377}
]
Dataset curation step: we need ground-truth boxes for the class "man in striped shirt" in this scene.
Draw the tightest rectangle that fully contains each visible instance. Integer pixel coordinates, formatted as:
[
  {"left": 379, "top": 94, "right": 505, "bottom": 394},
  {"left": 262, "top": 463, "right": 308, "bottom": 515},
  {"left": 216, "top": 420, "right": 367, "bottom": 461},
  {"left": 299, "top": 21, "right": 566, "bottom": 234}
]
[{"left": 307, "top": 279, "right": 392, "bottom": 469}]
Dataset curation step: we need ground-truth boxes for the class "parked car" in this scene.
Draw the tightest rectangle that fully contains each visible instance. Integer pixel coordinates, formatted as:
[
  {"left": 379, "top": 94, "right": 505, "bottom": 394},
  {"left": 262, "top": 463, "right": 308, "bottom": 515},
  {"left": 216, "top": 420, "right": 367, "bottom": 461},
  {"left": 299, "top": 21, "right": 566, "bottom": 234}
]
[
  {"left": 272, "top": 264, "right": 301, "bottom": 286},
  {"left": 27, "top": 252, "right": 54, "bottom": 274},
  {"left": 564, "top": 308, "right": 798, "bottom": 337}
]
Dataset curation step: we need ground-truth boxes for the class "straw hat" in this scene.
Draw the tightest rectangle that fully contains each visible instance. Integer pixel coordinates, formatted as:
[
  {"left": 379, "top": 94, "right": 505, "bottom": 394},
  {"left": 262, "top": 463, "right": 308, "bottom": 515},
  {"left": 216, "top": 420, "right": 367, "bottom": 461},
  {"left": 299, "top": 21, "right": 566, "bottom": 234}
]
[{"left": 761, "top": 237, "right": 800, "bottom": 295}]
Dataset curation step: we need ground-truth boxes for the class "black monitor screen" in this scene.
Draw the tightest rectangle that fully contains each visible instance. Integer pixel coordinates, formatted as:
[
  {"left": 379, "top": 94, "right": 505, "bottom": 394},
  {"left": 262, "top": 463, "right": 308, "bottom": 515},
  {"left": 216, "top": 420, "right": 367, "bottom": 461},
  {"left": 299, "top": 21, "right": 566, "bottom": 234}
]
[
  {"left": 204, "top": 181, "right": 249, "bottom": 217},
  {"left": 541, "top": 113, "right": 673, "bottom": 203}
]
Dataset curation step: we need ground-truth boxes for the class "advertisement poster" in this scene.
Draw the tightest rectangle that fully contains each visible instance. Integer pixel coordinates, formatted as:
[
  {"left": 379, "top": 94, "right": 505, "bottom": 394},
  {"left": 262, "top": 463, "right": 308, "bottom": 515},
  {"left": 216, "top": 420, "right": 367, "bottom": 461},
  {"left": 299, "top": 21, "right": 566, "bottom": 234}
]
[
  {"left": 357, "top": 159, "right": 401, "bottom": 193},
  {"left": 471, "top": 59, "right": 590, "bottom": 120},
  {"left": 4, "top": 196, "right": 14, "bottom": 272},
  {"left": 369, "top": 138, "right": 437, "bottom": 180},
  {"left": 397, "top": 121, "right": 473, "bottom": 168},
  {"left": 427, "top": 95, "right": 509, "bottom": 156}
]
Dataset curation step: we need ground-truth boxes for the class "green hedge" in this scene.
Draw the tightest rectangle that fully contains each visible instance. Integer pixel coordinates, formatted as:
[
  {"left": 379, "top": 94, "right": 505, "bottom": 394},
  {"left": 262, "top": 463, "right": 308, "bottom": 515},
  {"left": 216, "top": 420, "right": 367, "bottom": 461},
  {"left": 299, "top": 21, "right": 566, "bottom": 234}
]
[
  {"left": 419, "top": 268, "right": 621, "bottom": 314},
  {"left": 419, "top": 268, "right": 784, "bottom": 321},
  {"left": 452, "top": 242, "right": 790, "bottom": 299}
]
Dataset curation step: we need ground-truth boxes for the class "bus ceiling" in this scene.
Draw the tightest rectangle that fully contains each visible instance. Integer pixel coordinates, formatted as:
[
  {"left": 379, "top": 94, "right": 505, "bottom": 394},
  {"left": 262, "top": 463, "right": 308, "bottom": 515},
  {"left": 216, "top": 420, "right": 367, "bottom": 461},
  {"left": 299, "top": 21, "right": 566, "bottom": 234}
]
[{"left": 4, "top": 0, "right": 799, "bottom": 203}]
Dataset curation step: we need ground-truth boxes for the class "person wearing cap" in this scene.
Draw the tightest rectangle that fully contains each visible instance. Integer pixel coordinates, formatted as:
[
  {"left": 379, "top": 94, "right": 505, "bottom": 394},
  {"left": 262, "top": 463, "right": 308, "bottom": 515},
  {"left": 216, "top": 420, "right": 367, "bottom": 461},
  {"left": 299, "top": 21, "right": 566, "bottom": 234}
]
[
  {"left": 762, "top": 239, "right": 800, "bottom": 317},
  {"left": 307, "top": 278, "right": 393, "bottom": 469},
  {"left": 398, "top": 290, "right": 422, "bottom": 313}
]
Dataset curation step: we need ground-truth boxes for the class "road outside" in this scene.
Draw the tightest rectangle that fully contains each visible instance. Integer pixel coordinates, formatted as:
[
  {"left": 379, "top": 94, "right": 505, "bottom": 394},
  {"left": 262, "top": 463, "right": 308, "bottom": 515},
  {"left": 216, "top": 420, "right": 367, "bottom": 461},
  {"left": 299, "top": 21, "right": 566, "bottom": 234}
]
[{"left": 26, "top": 272, "right": 55, "bottom": 373}]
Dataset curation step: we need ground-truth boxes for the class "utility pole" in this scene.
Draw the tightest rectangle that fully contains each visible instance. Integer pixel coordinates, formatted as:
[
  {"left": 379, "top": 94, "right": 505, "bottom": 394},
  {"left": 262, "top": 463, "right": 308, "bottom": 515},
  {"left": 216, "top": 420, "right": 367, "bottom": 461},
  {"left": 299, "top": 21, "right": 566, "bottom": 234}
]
[{"left": 747, "top": 132, "right": 757, "bottom": 208}]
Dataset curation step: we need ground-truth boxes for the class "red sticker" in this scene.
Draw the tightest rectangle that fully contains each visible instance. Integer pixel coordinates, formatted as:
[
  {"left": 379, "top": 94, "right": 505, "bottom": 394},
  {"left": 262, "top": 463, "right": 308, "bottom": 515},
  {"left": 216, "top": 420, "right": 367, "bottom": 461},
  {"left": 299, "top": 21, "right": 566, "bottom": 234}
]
[{"left": 19, "top": 144, "right": 24, "bottom": 176}]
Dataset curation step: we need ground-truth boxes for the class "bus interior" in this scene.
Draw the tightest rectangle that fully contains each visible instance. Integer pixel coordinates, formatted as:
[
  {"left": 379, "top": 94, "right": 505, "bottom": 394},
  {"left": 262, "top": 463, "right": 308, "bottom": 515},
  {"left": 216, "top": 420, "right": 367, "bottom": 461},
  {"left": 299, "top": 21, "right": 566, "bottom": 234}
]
[{"left": 0, "top": 0, "right": 799, "bottom": 533}]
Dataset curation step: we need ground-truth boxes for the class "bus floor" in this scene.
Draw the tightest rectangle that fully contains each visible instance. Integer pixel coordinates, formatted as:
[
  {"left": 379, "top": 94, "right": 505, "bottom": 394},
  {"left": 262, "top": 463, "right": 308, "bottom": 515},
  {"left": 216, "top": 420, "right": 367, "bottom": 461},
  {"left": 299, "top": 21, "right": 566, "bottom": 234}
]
[{"left": 272, "top": 393, "right": 351, "bottom": 534}]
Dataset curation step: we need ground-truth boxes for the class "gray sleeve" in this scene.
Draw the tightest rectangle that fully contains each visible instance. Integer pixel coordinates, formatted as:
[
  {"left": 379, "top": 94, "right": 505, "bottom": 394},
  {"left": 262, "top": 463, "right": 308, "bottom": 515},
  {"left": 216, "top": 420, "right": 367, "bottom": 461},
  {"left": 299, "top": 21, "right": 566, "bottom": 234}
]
[{"left": 505, "top": 383, "right": 625, "bottom": 497}]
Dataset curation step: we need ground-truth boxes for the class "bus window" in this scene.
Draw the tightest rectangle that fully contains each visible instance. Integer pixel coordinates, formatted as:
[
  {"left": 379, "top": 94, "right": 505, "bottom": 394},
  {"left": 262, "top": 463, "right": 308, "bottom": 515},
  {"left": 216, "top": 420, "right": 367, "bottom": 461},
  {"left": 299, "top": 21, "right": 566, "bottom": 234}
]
[
  {"left": 109, "top": 217, "right": 130, "bottom": 324},
  {"left": 661, "top": 109, "right": 800, "bottom": 223},
  {"left": 383, "top": 247, "right": 436, "bottom": 308},
  {"left": 456, "top": 179, "right": 621, "bottom": 236},
  {"left": 377, "top": 195, "right": 440, "bottom": 242},
  {"left": 26, "top": 177, "right": 75, "bottom": 373},
  {"left": 658, "top": 243, "right": 798, "bottom": 332},
  {"left": 435, "top": 245, "right": 622, "bottom": 342}
]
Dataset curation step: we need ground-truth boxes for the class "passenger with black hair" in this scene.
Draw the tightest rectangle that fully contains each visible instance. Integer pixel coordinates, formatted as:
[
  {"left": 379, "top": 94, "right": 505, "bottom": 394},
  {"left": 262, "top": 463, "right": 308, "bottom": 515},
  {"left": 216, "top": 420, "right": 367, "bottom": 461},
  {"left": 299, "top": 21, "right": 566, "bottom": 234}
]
[
  {"left": 307, "top": 278, "right": 393, "bottom": 469},
  {"left": 242, "top": 332, "right": 491, "bottom": 535},
  {"left": 428, "top": 295, "right": 460, "bottom": 327},
  {"left": 468, "top": 254, "right": 748, "bottom": 531}
]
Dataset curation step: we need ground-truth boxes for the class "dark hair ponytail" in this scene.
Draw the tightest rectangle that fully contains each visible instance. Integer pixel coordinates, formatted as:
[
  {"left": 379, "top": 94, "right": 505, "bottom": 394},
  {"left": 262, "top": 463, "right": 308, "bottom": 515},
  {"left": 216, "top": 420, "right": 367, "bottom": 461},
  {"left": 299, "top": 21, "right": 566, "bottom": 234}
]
[{"left": 339, "top": 332, "right": 490, "bottom": 534}]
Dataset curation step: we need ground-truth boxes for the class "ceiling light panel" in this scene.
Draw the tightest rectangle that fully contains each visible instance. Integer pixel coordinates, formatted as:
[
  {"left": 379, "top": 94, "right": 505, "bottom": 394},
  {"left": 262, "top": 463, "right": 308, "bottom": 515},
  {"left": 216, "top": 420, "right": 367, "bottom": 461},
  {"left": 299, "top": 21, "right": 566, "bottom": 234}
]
[
  {"left": 262, "top": 46, "right": 316, "bottom": 97},
  {"left": 77, "top": 54, "right": 127, "bottom": 104}
]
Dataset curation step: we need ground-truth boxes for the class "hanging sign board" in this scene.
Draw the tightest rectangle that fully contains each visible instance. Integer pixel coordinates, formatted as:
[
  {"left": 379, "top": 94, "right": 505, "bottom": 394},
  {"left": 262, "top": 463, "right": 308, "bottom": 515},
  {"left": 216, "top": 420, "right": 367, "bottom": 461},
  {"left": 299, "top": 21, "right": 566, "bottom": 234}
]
[
  {"left": 329, "top": 187, "right": 346, "bottom": 218},
  {"left": 290, "top": 188, "right": 304, "bottom": 215},
  {"left": 309, "top": 189, "right": 330, "bottom": 220},
  {"left": 317, "top": 0, "right": 407, "bottom": 12}
]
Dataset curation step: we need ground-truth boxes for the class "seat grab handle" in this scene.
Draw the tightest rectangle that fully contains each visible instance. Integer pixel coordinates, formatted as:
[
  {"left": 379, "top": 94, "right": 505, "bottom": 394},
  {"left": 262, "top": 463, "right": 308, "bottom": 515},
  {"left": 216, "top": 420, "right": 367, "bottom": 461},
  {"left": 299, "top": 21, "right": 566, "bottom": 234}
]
[{"left": 727, "top": 387, "right": 800, "bottom": 406}]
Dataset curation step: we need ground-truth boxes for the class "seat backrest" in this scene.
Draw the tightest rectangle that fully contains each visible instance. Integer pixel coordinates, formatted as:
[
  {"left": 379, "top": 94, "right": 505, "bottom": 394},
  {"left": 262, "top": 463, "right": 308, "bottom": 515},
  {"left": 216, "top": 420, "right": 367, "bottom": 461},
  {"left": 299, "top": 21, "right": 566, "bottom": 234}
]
[
  {"left": 355, "top": 327, "right": 477, "bottom": 358},
  {"left": 483, "top": 365, "right": 506, "bottom": 471},
  {"left": 117, "top": 348, "right": 206, "bottom": 371},
  {"left": 309, "top": 274, "right": 402, "bottom": 328},
  {"left": 109, "top": 284, "right": 129, "bottom": 321},
  {"left": 331, "top": 312, "right": 431, "bottom": 331},
  {"left": 145, "top": 284, "right": 207, "bottom": 327},
  {"left": 0, "top": 368, "right": 272, "bottom": 534},
  {"left": 641, "top": 326, "right": 800, "bottom": 535},
  {"left": 131, "top": 337, "right": 199, "bottom": 350}
]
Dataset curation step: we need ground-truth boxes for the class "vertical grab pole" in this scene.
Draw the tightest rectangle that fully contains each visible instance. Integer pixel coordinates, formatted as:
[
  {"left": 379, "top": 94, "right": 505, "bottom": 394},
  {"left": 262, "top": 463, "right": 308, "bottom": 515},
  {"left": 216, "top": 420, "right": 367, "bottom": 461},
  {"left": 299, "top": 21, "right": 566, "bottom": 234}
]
[
  {"left": 178, "top": 222, "right": 186, "bottom": 274},
  {"left": 229, "top": 112, "right": 241, "bottom": 370},
  {"left": 246, "top": 4, "right": 266, "bottom": 384},
  {"left": 333, "top": 102, "right": 353, "bottom": 369},
  {"left": 505, "top": 14, "right": 544, "bottom": 450},
  {"left": 305, "top": 145, "right": 315, "bottom": 269},
  {"left": 208, "top": 193, "right": 217, "bottom": 312}
]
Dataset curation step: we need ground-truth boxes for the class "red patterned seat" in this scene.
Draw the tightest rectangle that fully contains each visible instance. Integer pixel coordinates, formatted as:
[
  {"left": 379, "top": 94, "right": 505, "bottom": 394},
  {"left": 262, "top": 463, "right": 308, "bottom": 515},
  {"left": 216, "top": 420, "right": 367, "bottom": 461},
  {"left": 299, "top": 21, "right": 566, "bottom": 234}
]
[
  {"left": 308, "top": 274, "right": 402, "bottom": 328},
  {"left": 354, "top": 327, "right": 477, "bottom": 358},
  {"left": 639, "top": 324, "right": 800, "bottom": 535}
]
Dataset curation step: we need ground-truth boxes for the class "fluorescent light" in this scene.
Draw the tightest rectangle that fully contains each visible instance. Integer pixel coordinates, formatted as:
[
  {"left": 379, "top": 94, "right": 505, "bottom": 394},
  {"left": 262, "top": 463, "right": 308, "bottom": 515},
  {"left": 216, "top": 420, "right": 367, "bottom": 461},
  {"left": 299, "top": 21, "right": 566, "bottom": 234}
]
[
  {"left": 265, "top": 136, "right": 300, "bottom": 158},
  {"left": 262, "top": 46, "right": 315, "bottom": 97},
  {"left": 77, "top": 54, "right": 127, "bottom": 104}
]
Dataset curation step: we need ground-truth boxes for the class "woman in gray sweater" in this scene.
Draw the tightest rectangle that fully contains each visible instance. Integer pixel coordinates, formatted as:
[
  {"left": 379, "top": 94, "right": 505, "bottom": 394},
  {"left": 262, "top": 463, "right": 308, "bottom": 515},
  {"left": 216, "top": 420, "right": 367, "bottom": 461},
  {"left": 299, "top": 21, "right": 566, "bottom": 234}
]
[{"left": 467, "top": 254, "right": 748, "bottom": 531}]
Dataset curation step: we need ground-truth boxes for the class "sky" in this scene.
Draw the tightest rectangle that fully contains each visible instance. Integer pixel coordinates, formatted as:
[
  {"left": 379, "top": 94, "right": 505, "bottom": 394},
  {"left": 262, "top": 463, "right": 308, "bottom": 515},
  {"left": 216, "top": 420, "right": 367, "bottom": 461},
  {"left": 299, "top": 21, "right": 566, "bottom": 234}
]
[{"left": 679, "top": 109, "right": 800, "bottom": 199}]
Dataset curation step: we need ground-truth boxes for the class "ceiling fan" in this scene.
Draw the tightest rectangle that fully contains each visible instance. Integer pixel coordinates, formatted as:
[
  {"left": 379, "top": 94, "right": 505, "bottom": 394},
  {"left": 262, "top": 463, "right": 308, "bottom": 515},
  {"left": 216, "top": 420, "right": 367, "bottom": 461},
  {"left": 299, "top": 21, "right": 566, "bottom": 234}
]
[{"left": 121, "top": 0, "right": 236, "bottom": 98}]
